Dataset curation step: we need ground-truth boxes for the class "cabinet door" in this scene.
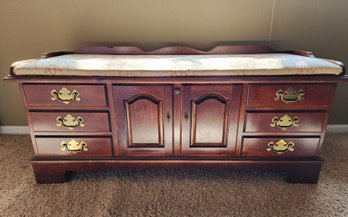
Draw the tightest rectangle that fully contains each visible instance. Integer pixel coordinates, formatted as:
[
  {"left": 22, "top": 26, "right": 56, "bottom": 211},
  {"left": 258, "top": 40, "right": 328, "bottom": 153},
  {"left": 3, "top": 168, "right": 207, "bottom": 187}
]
[
  {"left": 113, "top": 85, "right": 173, "bottom": 156},
  {"left": 181, "top": 85, "right": 241, "bottom": 156}
]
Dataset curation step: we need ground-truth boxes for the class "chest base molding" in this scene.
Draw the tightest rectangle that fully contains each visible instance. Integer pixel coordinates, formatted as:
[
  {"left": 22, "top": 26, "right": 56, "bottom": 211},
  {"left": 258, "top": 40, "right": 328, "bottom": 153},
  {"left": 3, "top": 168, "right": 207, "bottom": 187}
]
[{"left": 31, "top": 158, "right": 323, "bottom": 184}]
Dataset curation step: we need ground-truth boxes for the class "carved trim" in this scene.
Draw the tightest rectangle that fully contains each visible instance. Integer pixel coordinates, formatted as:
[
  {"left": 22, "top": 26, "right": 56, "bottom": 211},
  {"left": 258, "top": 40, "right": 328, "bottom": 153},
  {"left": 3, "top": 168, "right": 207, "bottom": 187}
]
[
  {"left": 77, "top": 45, "right": 277, "bottom": 55},
  {"left": 126, "top": 93, "right": 161, "bottom": 105},
  {"left": 193, "top": 93, "right": 229, "bottom": 104},
  {"left": 41, "top": 51, "right": 74, "bottom": 58},
  {"left": 39, "top": 45, "right": 320, "bottom": 58}
]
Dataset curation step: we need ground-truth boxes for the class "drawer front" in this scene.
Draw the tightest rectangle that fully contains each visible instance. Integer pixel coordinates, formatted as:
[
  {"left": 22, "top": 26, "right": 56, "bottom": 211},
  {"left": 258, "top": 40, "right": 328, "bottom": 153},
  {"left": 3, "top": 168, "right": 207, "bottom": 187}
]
[
  {"left": 242, "top": 137, "right": 320, "bottom": 157},
  {"left": 23, "top": 84, "right": 107, "bottom": 107},
  {"left": 29, "top": 112, "right": 110, "bottom": 132},
  {"left": 245, "top": 112, "right": 326, "bottom": 133},
  {"left": 247, "top": 84, "right": 336, "bottom": 107},
  {"left": 35, "top": 137, "right": 112, "bottom": 157}
]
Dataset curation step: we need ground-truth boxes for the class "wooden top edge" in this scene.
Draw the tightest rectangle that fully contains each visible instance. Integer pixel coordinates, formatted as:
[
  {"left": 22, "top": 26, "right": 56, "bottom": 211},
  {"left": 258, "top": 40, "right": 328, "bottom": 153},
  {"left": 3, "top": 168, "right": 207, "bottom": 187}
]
[
  {"left": 40, "top": 44, "right": 317, "bottom": 59},
  {"left": 4, "top": 75, "right": 348, "bottom": 83},
  {"left": 37, "top": 44, "right": 322, "bottom": 59}
]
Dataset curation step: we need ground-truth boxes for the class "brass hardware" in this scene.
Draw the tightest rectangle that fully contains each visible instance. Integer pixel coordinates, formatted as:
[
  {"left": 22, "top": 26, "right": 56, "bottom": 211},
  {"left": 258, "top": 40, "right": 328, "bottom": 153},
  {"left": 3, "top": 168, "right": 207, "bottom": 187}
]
[
  {"left": 166, "top": 113, "right": 171, "bottom": 123},
  {"left": 51, "top": 87, "right": 80, "bottom": 104},
  {"left": 270, "top": 114, "right": 300, "bottom": 130},
  {"left": 266, "top": 139, "right": 295, "bottom": 154},
  {"left": 56, "top": 114, "right": 85, "bottom": 130},
  {"left": 61, "top": 139, "right": 88, "bottom": 154},
  {"left": 174, "top": 88, "right": 181, "bottom": 95},
  {"left": 274, "top": 87, "right": 304, "bottom": 104},
  {"left": 184, "top": 113, "right": 189, "bottom": 122}
]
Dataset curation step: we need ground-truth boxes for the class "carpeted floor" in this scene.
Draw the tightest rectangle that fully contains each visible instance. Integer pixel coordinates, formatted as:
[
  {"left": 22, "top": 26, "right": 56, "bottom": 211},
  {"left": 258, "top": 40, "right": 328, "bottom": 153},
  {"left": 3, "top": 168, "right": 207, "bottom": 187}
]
[{"left": 0, "top": 134, "right": 347, "bottom": 217}]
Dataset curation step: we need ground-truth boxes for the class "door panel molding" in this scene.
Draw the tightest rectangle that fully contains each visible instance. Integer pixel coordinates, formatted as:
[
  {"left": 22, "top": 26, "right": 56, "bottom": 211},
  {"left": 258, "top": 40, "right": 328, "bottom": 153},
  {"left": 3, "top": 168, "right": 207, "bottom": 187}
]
[
  {"left": 181, "top": 85, "right": 242, "bottom": 156},
  {"left": 190, "top": 93, "right": 230, "bottom": 147},
  {"left": 125, "top": 94, "right": 164, "bottom": 147},
  {"left": 113, "top": 85, "right": 173, "bottom": 156}
]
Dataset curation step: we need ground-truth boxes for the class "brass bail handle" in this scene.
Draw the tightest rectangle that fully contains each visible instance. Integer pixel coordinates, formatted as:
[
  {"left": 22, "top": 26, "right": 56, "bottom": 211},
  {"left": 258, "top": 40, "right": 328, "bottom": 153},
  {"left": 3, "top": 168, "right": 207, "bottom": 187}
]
[
  {"left": 51, "top": 87, "right": 80, "bottom": 104},
  {"left": 274, "top": 87, "right": 305, "bottom": 104},
  {"left": 266, "top": 139, "right": 295, "bottom": 154},
  {"left": 270, "top": 114, "right": 300, "bottom": 130},
  {"left": 56, "top": 114, "right": 85, "bottom": 130},
  {"left": 61, "top": 139, "right": 88, "bottom": 154}
]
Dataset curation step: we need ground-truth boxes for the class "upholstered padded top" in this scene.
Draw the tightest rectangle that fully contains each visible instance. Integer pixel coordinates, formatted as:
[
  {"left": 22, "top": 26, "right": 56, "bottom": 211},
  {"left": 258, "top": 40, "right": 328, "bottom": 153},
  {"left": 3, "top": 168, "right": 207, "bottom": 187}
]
[{"left": 11, "top": 53, "right": 342, "bottom": 77}]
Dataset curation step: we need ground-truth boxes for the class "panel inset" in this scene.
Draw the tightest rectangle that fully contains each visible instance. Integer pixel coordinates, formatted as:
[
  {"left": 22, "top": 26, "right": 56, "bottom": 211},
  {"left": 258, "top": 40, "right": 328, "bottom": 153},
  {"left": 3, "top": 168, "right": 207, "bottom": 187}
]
[
  {"left": 113, "top": 85, "right": 173, "bottom": 156},
  {"left": 191, "top": 94, "right": 230, "bottom": 147},
  {"left": 125, "top": 94, "right": 163, "bottom": 147}
]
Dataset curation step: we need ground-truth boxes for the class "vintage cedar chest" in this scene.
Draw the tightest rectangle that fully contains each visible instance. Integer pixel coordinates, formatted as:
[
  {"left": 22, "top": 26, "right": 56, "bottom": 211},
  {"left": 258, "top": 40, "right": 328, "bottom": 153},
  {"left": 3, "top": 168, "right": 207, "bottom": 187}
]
[{"left": 4, "top": 45, "right": 347, "bottom": 184}]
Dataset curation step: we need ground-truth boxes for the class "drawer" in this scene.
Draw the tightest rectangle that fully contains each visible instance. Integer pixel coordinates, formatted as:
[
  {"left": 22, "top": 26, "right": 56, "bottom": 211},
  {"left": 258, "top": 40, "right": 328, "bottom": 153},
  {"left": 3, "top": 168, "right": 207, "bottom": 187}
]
[
  {"left": 35, "top": 137, "right": 112, "bottom": 157},
  {"left": 247, "top": 84, "right": 336, "bottom": 107},
  {"left": 29, "top": 112, "right": 110, "bottom": 132},
  {"left": 245, "top": 112, "right": 326, "bottom": 133},
  {"left": 242, "top": 137, "right": 320, "bottom": 157},
  {"left": 23, "top": 84, "right": 107, "bottom": 107}
]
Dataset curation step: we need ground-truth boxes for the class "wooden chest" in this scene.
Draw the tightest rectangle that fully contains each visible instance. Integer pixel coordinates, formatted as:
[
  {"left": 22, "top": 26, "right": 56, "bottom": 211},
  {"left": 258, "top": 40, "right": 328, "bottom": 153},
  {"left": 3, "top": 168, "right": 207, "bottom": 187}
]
[{"left": 5, "top": 45, "right": 347, "bottom": 183}]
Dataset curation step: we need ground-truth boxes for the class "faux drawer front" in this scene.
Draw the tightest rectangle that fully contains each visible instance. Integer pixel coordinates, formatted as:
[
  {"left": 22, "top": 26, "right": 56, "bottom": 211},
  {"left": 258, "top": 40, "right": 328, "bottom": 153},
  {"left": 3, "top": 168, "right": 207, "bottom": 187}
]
[
  {"left": 245, "top": 112, "right": 326, "bottom": 133},
  {"left": 247, "top": 84, "right": 336, "bottom": 107},
  {"left": 29, "top": 112, "right": 110, "bottom": 132},
  {"left": 242, "top": 137, "right": 320, "bottom": 157},
  {"left": 35, "top": 137, "right": 112, "bottom": 157},
  {"left": 23, "top": 84, "right": 107, "bottom": 107}
]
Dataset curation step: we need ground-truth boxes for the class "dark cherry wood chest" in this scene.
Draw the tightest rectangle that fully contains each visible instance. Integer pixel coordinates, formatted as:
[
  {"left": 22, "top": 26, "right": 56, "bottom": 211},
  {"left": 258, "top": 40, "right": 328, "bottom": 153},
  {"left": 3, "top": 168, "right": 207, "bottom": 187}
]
[{"left": 4, "top": 45, "right": 347, "bottom": 183}]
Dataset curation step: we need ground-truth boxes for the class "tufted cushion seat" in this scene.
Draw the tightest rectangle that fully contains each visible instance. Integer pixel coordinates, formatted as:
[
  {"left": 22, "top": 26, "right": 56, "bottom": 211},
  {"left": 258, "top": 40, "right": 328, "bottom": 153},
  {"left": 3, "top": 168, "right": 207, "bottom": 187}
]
[{"left": 11, "top": 53, "right": 343, "bottom": 77}]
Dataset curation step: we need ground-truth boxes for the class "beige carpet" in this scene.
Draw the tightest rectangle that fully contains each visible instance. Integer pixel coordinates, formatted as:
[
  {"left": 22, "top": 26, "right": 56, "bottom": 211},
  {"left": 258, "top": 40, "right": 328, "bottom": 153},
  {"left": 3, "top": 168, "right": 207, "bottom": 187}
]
[{"left": 0, "top": 134, "right": 347, "bottom": 217}]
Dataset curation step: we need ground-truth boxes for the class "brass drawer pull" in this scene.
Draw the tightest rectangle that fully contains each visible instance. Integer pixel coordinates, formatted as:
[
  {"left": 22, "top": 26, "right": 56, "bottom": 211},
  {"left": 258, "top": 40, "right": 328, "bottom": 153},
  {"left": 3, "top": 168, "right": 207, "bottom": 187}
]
[
  {"left": 274, "top": 87, "right": 304, "bottom": 104},
  {"left": 61, "top": 139, "right": 88, "bottom": 154},
  {"left": 51, "top": 87, "right": 80, "bottom": 104},
  {"left": 270, "top": 114, "right": 299, "bottom": 130},
  {"left": 266, "top": 139, "right": 295, "bottom": 154},
  {"left": 56, "top": 114, "right": 85, "bottom": 130}
]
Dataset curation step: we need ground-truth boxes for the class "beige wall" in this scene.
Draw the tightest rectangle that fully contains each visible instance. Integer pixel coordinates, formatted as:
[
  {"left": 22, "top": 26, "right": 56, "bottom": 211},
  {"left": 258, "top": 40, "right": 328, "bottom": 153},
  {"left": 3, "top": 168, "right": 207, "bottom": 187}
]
[
  {"left": 0, "top": 0, "right": 347, "bottom": 125},
  {"left": 271, "top": 0, "right": 348, "bottom": 124}
]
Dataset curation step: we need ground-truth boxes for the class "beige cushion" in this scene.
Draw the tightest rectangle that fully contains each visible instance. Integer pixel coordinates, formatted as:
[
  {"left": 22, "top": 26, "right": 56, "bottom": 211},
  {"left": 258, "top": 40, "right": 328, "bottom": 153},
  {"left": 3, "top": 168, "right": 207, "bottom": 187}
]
[{"left": 11, "top": 53, "right": 342, "bottom": 76}]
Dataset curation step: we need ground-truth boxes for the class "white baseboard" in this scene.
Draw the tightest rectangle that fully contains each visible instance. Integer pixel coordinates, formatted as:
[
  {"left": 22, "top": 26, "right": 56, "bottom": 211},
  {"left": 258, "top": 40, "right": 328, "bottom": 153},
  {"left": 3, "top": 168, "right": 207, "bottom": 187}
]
[
  {"left": 326, "top": 125, "right": 348, "bottom": 133},
  {"left": 0, "top": 125, "right": 347, "bottom": 135},
  {"left": 0, "top": 126, "right": 30, "bottom": 134}
]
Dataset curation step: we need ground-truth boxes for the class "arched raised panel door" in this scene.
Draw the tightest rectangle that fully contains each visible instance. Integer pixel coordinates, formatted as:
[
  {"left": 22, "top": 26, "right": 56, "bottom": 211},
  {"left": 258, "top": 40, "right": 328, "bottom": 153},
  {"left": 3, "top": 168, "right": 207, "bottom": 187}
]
[
  {"left": 182, "top": 85, "right": 242, "bottom": 156},
  {"left": 125, "top": 94, "right": 164, "bottom": 147},
  {"left": 113, "top": 86, "right": 173, "bottom": 156},
  {"left": 191, "top": 94, "right": 230, "bottom": 147}
]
